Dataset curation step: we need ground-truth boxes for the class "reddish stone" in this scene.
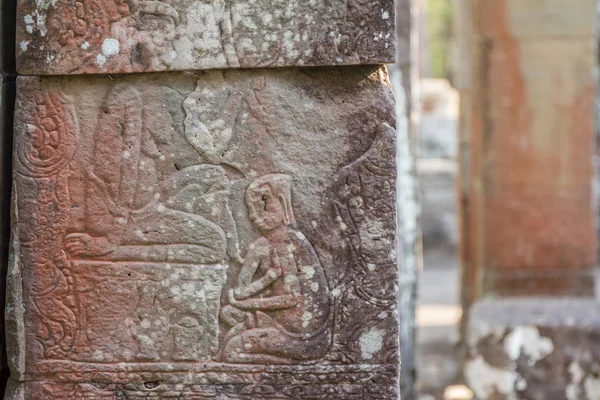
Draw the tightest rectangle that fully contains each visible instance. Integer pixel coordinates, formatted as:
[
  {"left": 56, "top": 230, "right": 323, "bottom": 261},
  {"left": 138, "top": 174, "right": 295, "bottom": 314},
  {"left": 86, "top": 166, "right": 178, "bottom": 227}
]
[
  {"left": 461, "top": 0, "right": 597, "bottom": 300},
  {"left": 16, "top": 0, "right": 396, "bottom": 75},
  {"left": 6, "top": 67, "right": 399, "bottom": 399}
]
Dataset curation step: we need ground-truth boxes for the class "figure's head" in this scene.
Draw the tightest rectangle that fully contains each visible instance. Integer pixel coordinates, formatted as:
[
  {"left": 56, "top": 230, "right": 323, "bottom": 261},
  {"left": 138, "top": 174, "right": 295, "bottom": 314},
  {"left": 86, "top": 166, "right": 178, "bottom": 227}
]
[{"left": 245, "top": 174, "right": 296, "bottom": 233}]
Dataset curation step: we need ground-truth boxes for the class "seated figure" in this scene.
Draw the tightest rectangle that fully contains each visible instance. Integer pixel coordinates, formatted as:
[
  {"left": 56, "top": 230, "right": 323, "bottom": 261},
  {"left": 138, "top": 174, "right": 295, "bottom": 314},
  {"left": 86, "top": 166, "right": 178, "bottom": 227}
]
[
  {"left": 219, "top": 174, "right": 332, "bottom": 364},
  {"left": 64, "top": 84, "right": 230, "bottom": 264}
]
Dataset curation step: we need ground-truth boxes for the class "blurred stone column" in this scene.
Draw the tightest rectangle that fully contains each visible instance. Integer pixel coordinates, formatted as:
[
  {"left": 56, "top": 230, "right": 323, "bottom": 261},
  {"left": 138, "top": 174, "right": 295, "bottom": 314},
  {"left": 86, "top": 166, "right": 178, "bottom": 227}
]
[
  {"left": 389, "top": 0, "right": 420, "bottom": 399},
  {"left": 462, "top": 0, "right": 597, "bottom": 305},
  {"left": 458, "top": 0, "right": 599, "bottom": 398}
]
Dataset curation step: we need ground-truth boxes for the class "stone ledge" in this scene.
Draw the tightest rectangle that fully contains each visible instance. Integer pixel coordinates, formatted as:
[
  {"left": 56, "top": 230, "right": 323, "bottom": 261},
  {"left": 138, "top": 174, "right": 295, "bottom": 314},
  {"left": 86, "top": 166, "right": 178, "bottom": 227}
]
[{"left": 8, "top": 363, "right": 398, "bottom": 399}]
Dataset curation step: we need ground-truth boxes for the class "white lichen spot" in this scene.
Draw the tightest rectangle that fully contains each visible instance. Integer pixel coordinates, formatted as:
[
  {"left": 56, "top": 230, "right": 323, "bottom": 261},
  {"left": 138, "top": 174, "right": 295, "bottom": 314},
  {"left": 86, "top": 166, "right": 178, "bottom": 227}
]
[
  {"left": 504, "top": 326, "right": 554, "bottom": 363},
  {"left": 382, "top": 10, "right": 390, "bottom": 20},
  {"left": 465, "top": 356, "right": 518, "bottom": 399},
  {"left": 567, "top": 362, "right": 585, "bottom": 400},
  {"left": 585, "top": 375, "right": 600, "bottom": 400},
  {"left": 283, "top": 274, "right": 298, "bottom": 285},
  {"left": 300, "top": 265, "right": 315, "bottom": 278},
  {"left": 301, "top": 311, "right": 313, "bottom": 328},
  {"left": 25, "top": 25, "right": 33, "bottom": 34},
  {"left": 367, "top": 263, "right": 376, "bottom": 272},
  {"left": 157, "top": 204, "right": 166, "bottom": 213},
  {"left": 81, "top": 41, "right": 90, "bottom": 50},
  {"left": 96, "top": 54, "right": 107, "bottom": 67},
  {"left": 93, "top": 350, "right": 105, "bottom": 361},
  {"left": 102, "top": 38, "right": 120, "bottom": 57},
  {"left": 359, "top": 327, "right": 384, "bottom": 360},
  {"left": 515, "top": 377, "right": 527, "bottom": 391},
  {"left": 295, "top": 231, "right": 306, "bottom": 240},
  {"left": 310, "top": 282, "right": 319, "bottom": 293},
  {"left": 24, "top": 14, "right": 34, "bottom": 24},
  {"left": 20, "top": 41, "right": 29, "bottom": 51}
]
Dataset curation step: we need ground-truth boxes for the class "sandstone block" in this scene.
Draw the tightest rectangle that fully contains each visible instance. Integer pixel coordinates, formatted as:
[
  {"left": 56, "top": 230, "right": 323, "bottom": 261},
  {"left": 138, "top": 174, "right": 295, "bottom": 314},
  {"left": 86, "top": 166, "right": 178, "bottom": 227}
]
[
  {"left": 7, "top": 66, "right": 400, "bottom": 399},
  {"left": 480, "top": 0, "right": 596, "bottom": 39},
  {"left": 16, "top": 0, "right": 396, "bottom": 75},
  {"left": 465, "top": 298, "right": 600, "bottom": 400}
]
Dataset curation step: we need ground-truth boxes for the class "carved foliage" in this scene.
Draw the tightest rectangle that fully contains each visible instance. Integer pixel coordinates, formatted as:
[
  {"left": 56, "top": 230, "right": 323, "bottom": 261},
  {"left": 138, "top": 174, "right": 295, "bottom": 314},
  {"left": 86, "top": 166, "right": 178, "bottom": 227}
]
[{"left": 14, "top": 78, "right": 79, "bottom": 359}]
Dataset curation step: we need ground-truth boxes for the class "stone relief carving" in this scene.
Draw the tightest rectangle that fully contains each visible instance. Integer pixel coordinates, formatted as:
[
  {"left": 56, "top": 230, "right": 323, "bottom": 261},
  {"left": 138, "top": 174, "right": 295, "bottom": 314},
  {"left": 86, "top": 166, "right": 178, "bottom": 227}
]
[
  {"left": 65, "top": 84, "right": 230, "bottom": 265},
  {"left": 9, "top": 68, "right": 398, "bottom": 398},
  {"left": 219, "top": 173, "right": 332, "bottom": 364},
  {"left": 330, "top": 121, "right": 399, "bottom": 364},
  {"left": 16, "top": 0, "right": 395, "bottom": 74},
  {"left": 14, "top": 78, "right": 78, "bottom": 359}
]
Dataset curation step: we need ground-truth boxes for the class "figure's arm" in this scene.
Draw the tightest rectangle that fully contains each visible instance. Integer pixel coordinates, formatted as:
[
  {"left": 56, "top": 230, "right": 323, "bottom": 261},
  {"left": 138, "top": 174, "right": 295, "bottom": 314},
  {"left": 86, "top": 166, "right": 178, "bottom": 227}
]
[
  {"left": 234, "top": 248, "right": 286, "bottom": 299},
  {"left": 236, "top": 247, "right": 263, "bottom": 288},
  {"left": 234, "top": 268, "right": 280, "bottom": 300},
  {"left": 229, "top": 293, "right": 300, "bottom": 311}
]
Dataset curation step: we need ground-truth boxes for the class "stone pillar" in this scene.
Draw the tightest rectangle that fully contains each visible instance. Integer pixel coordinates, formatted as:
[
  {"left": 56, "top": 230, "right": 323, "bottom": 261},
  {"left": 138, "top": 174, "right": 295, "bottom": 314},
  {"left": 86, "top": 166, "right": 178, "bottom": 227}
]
[
  {"left": 5, "top": 1, "right": 406, "bottom": 399},
  {"left": 458, "top": 1, "right": 599, "bottom": 398},
  {"left": 461, "top": 0, "right": 597, "bottom": 304},
  {"left": 0, "top": 0, "right": 18, "bottom": 392},
  {"left": 390, "top": 0, "right": 420, "bottom": 399}
]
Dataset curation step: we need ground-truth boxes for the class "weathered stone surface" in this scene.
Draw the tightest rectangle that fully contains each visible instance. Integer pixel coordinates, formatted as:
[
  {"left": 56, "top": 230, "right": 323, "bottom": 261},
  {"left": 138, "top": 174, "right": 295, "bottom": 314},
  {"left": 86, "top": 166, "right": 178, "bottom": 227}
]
[
  {"left": 479, "top": 0, "right": 596, "bottom": 39},
  {"left": 16, "top": 0, "right": 396, "bottom": 75},
  {"left": 6, "top": 66, "right": 399, "bottom": 399},
  {"left": 460, "top": 0, "right": 597, "bottom": 302},
  {"left": 465, "top": 298, "right": 600, "bottom": 400}
]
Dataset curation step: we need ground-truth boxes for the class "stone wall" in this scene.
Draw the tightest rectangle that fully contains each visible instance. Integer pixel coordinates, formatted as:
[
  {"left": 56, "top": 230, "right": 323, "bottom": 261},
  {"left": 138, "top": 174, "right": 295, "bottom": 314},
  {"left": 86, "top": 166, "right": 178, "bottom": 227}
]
[{"left": 4, "top": 0, "right": 407, "bottom": 399}]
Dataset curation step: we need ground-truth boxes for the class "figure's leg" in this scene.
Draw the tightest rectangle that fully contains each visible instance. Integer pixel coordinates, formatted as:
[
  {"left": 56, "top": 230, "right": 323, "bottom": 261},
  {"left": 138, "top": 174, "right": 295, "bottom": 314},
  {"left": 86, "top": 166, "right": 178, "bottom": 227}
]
[
  {"left": 219, "top": 331, "right": 295, "bottom": 365},
  {"left": 122, "top": 207, "right": 227, "bottom": 264},
  {"left": 220, "top": 327, "right": 331, "bottom": 364},
  {"left": 168, "top": 165, "right": 242, "bottom": 262},
  {"left": 220, "top": 305, "right": 245, "bottom": 327},
  {"left": 217, "top": 305, "right": 247, "bottom": 356},
  {"left": 219, "top": 328, "right": 308, "bottom": 364}
]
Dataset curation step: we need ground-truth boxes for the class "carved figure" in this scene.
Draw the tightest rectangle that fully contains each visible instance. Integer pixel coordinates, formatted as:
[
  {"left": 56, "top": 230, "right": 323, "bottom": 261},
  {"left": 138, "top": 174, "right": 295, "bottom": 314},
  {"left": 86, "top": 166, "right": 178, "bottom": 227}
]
[
  {"left": 331, "top": 122, "right": 398, "bottom": 363},
  {"left": 219, "top": 174, "right": 332, "bottom": 364},
  {"left": 334, "top": 122, "right": 397, "bottom": 304},
  {"left": 64, "top": 84, "right": 229, "bottom": 264}
]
